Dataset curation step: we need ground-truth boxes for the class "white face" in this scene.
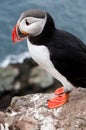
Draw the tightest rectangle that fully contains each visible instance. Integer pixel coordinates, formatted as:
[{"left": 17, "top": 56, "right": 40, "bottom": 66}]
[{"left": 18, "top": 16, "right": 47, "bottom": 37}]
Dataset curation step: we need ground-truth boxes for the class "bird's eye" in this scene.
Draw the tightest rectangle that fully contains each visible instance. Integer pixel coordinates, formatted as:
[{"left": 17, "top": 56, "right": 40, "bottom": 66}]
[{"left": 25, "top": 19, "right": 30, "bottom": 26}]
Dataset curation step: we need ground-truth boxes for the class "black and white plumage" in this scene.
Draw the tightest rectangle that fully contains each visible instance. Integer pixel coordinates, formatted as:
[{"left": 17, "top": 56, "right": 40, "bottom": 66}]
[{"left": 12, "top": 9, "right": 86, "bottom": 93}]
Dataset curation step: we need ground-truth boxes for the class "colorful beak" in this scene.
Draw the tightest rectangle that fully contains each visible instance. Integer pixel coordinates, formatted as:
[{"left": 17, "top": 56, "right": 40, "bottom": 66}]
[{"left": 12, "top": 24, "right": 25, "bottom": 44}]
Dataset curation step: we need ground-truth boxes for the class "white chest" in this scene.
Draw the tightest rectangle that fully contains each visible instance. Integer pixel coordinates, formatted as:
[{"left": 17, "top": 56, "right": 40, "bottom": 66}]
[{"left": 27, "top": 39, "right": 53, "bottom": 68}]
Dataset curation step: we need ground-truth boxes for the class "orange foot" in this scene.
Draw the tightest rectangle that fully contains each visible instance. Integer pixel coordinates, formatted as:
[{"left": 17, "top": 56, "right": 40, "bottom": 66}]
[
  {"left": 48, "top": 87, "right": 69, "bottom": 109},
  {"left": 54, "top": 87, "right": 64, "bottom": 95}
]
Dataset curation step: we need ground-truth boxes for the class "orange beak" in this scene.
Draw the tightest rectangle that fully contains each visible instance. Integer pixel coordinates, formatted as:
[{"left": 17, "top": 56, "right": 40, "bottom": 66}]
[{"left": 12, "top": 24, "right": 26, "bottom": 44}]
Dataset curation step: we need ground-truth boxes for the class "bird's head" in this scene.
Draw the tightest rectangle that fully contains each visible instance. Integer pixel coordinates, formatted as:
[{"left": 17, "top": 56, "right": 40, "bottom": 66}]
[{"left": 12, "top": 9, "right": 55, "bottom": 44}]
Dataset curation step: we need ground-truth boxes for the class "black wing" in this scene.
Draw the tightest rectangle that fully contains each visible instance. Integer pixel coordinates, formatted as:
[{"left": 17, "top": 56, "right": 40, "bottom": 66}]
[{"left": 48, "top": 29, "right": 86, "bottom": 87}]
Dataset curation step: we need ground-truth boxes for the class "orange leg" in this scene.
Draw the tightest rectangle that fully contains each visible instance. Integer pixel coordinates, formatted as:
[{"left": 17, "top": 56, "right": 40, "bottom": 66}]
[{"left": 48, "top": 87, "right": 69, "bottom": 109}]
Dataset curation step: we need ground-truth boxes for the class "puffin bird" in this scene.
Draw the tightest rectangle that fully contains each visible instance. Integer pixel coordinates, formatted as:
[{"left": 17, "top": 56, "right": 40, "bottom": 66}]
[{"left": 12, "top": 9, "right": 86, "bottom": 108}]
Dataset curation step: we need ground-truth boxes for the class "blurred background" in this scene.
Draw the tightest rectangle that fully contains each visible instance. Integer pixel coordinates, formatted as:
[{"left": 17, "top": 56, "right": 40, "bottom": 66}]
[
  {"left": 0, "top": 0, "right": 86, "bottom": 66},
  {"left": 0, "top": 0, "right": 86, "bottom": 110}
]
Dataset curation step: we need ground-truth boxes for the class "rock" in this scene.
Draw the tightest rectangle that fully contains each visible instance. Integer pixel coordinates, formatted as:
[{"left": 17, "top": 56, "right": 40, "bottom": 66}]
[
  {"left": 0, "top": 87, "right": 86, "bottom": 130},
  {"left": 11, "top": 58, "right": 37, "bottom": 90},
  {"left": 16, "top": 117, "right": 38, "bottom": 130},
  {"left": 0, "top": 66, "right": 19, "bottom": 93},
  {"left": 0, "top": 58, "right": 38, "bottom": 94},
  {"left": 12, "top": 59, "right": 59, "bottom": 92},
  {"left": 29, "top": 66, "right": 54, "bottom": 91}
]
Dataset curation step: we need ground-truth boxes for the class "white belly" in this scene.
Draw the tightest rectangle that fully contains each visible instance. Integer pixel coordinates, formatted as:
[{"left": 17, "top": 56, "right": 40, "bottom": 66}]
[{"left": 27, "top": 39, "right": 74, "bottom": 92}]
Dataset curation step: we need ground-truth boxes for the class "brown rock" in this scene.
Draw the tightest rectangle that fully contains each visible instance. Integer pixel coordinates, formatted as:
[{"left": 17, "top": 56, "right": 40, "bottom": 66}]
[
  {"left": 0, "top": 87, "right": 86, "bottom": 130},
  {"left": 17, "top": 117, "right": 38, "bottom": 130}
]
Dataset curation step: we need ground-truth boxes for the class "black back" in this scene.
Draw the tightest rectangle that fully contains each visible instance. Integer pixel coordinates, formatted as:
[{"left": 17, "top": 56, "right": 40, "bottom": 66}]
[{"left": 48, "top": 29, "right": 86, "bottom": 87}]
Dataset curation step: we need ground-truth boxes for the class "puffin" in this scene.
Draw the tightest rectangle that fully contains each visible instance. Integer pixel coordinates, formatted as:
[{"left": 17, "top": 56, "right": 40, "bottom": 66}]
[{"left": 12, "top": 9, "right": 86, "bottom": 109}]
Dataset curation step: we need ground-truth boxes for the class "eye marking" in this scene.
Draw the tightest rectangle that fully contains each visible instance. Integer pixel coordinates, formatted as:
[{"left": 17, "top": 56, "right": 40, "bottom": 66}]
[{"left": 25, "top": 19, "right": 30, "bottom": 26}]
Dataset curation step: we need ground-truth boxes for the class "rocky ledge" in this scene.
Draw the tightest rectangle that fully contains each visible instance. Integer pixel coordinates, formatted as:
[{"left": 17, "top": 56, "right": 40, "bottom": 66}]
[{"left": 0, "top": 87, "right": 86, "bottom": 130}]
